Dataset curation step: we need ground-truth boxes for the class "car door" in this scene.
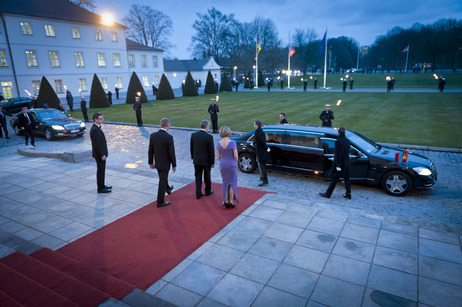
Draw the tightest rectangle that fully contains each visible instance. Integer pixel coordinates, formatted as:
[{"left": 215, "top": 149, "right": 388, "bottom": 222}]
[
  {"left": 282, "top": 131, "right": 324, "bottom": 172},
  {"left": 30, "top": 111, "right": 43, "bottom": 135},
  {"left": 263, "top": 129, "right": 285, "bottom": 168}
]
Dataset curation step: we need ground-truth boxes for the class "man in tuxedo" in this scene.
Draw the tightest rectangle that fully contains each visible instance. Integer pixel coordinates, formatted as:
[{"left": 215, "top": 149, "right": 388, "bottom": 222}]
[
  {"left": 18, "top": 107, "right": 37, "bottom": 147},
  {"left": 254, "top": 120, "right": 269, "bottom": 187},
  {"left": 80, "top": 97, "right": 89, "bottom": 122},
  {"left": 208, "top": 99, "right": 219, "bottom": 133},
  {"left": 148, "top": 118, "right": 177, "bottom": 207},
  {"left": 0, "top": 106, "right": 9, "bottom": 139},
  {"left": 133, "top": 97, "right": 142, "bottom": 126},
  {"left": 319, "top": 104, "right": 334, "bottom": 127},
  {"left": 320, "top": 127, "right": 351, "bottom": 199},
  {"left": 190, "top": 120, "right": 215, "bottom": 199},
  {"left": 90, "top": 113, "right": 111, "bottom": 193}
]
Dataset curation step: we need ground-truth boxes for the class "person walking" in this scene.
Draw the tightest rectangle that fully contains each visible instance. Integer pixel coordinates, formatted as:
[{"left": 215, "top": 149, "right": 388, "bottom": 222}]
[
  {"left": 216, "top": 126, "right": 238, "bottom": 208},
  {"left": 148, "top": 118, "right": 176, "bottom": 208},
  {"left": 65, "top": 90, "right": 74, "bottom": 111},
  {"left": 18, "top": 107, "right": 37, "bottom": 147},
  {"left": 107, "top": 90, "right": 112, "bottom": 105},
  {"left": 314, "top": 78, "right": 318, "bottom": 89},
  {"left": 115, "top": 86, "right": 119, "bottom": 99},
  {"left": 303, "top": 79, "right": 308, "bottom": 91},
  {"left": 208, "top": 98, "right": 219, "bottom": 133},
  {"left": 133, "top": 97, "right": 143, "bottom": 126},
  {"left": 279, "top": 112, "right": 288, "bottom": 124},
  {"left": 80, "top": 97, "right": 89, "bottom": 122},
  {"left": 349, "top": 78, "right": 354, "bottom": 90},
  {"left": 342, "top": 79, "right": 347, "bottom": 92},
  {"left": 0, "top": 106, "right": 9, "bottom": 139},
  {"left": 319, "top": 104, "right": 334, "bottom": 127},
  {"left": 90, "top": 112, "right": 111, "bottom": 194},
  {"left": 254, "top": 120, "right": 269, "bottom": 187},
  {"left": 320, "top": 127, "right": 351, "bottom": 199},
  {"left": 190, "top": 120, "right": 215, "bottom": 199}
]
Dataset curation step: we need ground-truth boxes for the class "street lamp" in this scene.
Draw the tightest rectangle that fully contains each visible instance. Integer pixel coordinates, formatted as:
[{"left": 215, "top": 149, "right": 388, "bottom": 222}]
[{"left": 233, "top": 66, "right": 237, "bottom": 79}]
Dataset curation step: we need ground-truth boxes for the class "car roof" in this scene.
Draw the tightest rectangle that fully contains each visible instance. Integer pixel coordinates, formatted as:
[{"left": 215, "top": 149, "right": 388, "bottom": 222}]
[{"left": 262, "top": 124, "right": 340, "bottom": 136}]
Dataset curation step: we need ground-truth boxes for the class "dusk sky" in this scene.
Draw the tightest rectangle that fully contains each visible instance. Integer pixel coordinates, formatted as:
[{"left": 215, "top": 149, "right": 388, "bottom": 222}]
[{"left": 95, "top": 0, "right": 462, "bottom": 59}]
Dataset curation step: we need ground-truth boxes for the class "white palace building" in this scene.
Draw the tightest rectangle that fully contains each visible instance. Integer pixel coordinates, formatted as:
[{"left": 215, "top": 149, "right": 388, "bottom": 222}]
[{"left": 0, "top": 0, "right": 221, "bottom": 101}]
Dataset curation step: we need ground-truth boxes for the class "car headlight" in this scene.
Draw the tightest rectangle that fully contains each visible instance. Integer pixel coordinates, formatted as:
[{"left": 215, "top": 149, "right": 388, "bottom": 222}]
[
  {"left": 80, "top": 122, "right": 85, "bottom": 128},
  {"left": 51, "top": 125, "right": 65, "bottom": 130},
  {"left": 413, "top": 167, "right": 432, "bottom": 176}
]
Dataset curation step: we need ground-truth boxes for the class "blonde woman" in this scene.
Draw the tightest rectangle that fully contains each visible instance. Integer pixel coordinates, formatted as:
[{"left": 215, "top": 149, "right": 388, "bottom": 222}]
[{"left": 216, "top": 126, "right": 238, "bottom": 208}]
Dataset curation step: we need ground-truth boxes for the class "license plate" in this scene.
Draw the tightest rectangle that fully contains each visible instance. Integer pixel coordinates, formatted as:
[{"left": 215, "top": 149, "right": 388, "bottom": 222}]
[{"left": 71, "top": 130, "right": 79, "bottom": 133}]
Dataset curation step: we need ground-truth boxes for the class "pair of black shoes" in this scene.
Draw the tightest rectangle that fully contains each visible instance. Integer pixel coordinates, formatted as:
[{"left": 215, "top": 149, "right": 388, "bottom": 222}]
[
  {"left": 98, "top": 185, "right": 112, "bottom": 193},
  {"left": 224, "top": 203, "right": 235, "bottom": 209},
  {"left": 197, "top": 190, "right": 214, "bottom": 200}
]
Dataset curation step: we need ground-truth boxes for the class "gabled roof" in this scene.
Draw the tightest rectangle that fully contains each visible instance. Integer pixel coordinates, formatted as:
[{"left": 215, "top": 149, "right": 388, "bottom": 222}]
[
  {"left": 126, "top": 39, "right": 163, "bottom": 52},
  {"left": 0, "top": 0, "right": 125, "bottom": 28},
  {"left": 163, "top": 57, "right": 220, "bottom": 72}
]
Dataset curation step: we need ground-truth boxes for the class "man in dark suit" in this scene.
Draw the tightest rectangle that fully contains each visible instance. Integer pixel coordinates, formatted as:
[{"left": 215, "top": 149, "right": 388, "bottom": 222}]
[
  {"left": 107, "top": 90, "right": 112, "bottom": 105},
  {"left": 0, "top": 106, "right": 9, "bottom": 139},
  {"left": 80, "top": 97, "right": 89, "bottom": 122},
  {"left": 319, "top": 104, "right": 334, "bottom": 127},
  {"left": 303, "top": 79, "right": 307, "bottom": 91},
  {"left": 208, "top": 99, "right": 219, "bottom": 133},
  {"left": 31, "top": 96, "right": 38, "bottom": 108},
  {"left": 254, "top": 120, "right": 269, "bottom": 186},
  {"left": 90, "top": 113, "right": 111, "bottom": 193},
  {"left": 148, "top": 118, "right": 176, "bottom": 207},
  {"left": 190, "top": 120, "right": 215, "bottom": 199},
  {"left": 18, "top": 107, "right": 37, "bottom": 147},
  {"left": 66, "top": 90, "right": 74, "bottom": 111},
  {"left": 133, "top": 97, "right": 142, "bottom": 126},
  {"left": 320, "top": 127, "right": 351, "bottom": 199},
  {"left": 279, "top": 113, "right": 288, "bottom": 124},
  {"left": 314, "top": 78, "right": 318, "bottom": 89},
  {"left": 115, "top": 86, "right": 119, "bottom": 99},
  {"left": 57, "top": 101, "right": 65, "bottom": 112}
]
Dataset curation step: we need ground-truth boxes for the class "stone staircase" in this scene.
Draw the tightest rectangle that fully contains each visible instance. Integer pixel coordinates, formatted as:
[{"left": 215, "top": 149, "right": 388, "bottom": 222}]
[{"left": 0, "top": 231, "right": 175, "bottom": 306}]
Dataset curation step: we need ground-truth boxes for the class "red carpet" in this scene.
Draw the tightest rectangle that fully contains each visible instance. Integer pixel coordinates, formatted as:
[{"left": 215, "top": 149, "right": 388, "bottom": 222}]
[{"left": 58, "top": 182, "right": 268, "bottom": 291}]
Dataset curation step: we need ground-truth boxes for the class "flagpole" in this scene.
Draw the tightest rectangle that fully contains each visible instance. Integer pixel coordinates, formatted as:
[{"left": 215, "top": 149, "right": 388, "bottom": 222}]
[
  {"left": 288, "top": 32, "right": 291, "bottom": 89},
  {"left": 405, "top": 45, "right": 409, "bottom": 73},
  {"left": 323, "top": 31, "right": 327, "bottom": 89},
  {"left": 356, "top": 47, "right": 360, "bottom": 70},
  {"left": 255, "top": 37, "right": 258, "bottom": 88}
]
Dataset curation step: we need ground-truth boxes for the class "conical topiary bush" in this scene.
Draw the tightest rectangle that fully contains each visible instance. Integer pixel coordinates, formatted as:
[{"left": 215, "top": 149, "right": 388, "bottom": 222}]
[
  {"left": 204, "top": 70, "right": 218, "bottom": 94},
  {"left": 126, "top": 72, "right": 148, "bottom": 104},
  {"left": 89, "top": 74, "right": 110, "bottom": 108},
  {"left": 258, "top": 71, "right": 265, "bottom": 87},
  {"left": 219, "top": 73, "right": 232, "bottom": 92},
  {"left": 36, "top": 76, "right": 60, "bottom": 108},
  {"left": 183, "top": 71, "right": 198, "bottom": 96},
  {"left": 157, "top": 74, "right": 175, "bottom": 100}
]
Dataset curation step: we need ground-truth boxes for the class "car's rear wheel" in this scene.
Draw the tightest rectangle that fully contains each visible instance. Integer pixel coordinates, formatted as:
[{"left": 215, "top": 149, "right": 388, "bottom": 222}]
[
  {"left": 44, "top": 128, "right": 54, "bottom": 141},
  {"left": 13, "top": 125, "right": 22, "bottom": 136},
  {"left": 238, "top": 153, "right": 257, "bottom": 173},
  {"left": 381, "top": 171, "right": 412, "bottom": 196}
]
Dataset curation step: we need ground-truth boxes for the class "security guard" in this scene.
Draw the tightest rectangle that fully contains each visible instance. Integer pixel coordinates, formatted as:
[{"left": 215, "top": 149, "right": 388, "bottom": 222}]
[{"left": 319, "top": 104, "right": 334, "bottom": 127}]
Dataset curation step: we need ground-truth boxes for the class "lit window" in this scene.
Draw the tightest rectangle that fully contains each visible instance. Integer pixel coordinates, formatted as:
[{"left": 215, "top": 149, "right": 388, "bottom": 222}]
[
  {"left": 79, "top": 78, "right": 87, "bottom": 92},
  {"left": 97, "top": 53, "right": 106, "bottom": 67},
  {"left": 1, "top": 82, "right": 13, "bottom": 99},
  {"left": 49, "top": 51, "right": 60, "bottom": 67},
  {"left": 153, "top": 56, "right": 158, "bottom": 67},
  {"left": 141, "top": 55, "right": 147, "bottom": 67},
  {"left": 54, "top": 79, "right": 64, "bottom": 93},
  {"left": 116, "top": 77, "right": 123, "bottom": 89},
  {"left": 95, "top": 29, "right": 102, "bottom": 40},
  {"left": 154, "top": 75, "right": 159, "bottom": 85},
  {"left": 72, "top": 27, "right": 80, "bottom": 39},
  {"left": 0, "top": 50, "right": 7, "bottom": 67},
  {"left": 44, "top": 24, "right": 55, "bottom": 37},
  {"left": 74, "top": 52, "right": 84, "bottom": 67},
  {"left": 32, "top": 80, "right": 40, "bottom": 95},
  {"left": 20, "top": 22, "right": 32, "bottom": 35},
  {"left": 25, "top": 50, "right": 38, "bottom": 67},
  {"left": 113, "top": 53, "right": 120, "bottom": 67},
  {"left": 111, "top": 31, "right": 117, "bottom": 41},
  {"left": 101, "top": 77, "right": 108, "bottom": 90},
  {"left": 143, "top": 76, "right": 149, "bottom": 87},
  {"left": 128, "top": 54, "right": 135, "bottom": 67}
]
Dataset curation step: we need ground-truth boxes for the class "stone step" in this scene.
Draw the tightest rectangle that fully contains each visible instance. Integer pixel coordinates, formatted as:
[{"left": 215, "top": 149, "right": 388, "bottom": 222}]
[
  {"left": 0, "top": 229, "right": 41, "bottom": 256},
  {"left": 121, "top": 288, "right": 177, "bottom": 307}
]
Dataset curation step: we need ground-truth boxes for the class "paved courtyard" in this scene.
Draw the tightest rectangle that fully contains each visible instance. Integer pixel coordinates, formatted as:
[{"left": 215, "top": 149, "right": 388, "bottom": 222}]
[{"left": 0, "top": 123, "right": 461, "bottom": 306}]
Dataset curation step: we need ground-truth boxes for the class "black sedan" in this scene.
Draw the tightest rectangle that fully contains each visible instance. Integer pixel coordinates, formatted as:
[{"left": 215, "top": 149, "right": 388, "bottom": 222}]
[
  {"left": 0, "top": 97, "right": 32, "bottom": 115},
  {"left": 10, "top": 108, "right": 86, "bottom": 140},
  {"left": 234, "top": 125, "right": 437, "bottom": 196}
]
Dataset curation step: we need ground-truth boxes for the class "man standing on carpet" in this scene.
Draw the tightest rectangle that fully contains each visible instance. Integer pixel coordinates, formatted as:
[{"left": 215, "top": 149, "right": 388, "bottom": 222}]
[
  {"left": 148, "top": 118, "right": 176, "bottom": 207},
  {"left": 90, "top": 112, "right": 111, "bottom": 194},
  {"left": 190, "top": 119, "right": 215, "bottom": 199}
]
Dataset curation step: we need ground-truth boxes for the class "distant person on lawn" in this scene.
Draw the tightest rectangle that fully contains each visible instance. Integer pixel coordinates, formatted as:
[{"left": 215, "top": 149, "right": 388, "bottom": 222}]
[
  {"left": 208, "top": 98, "right": 219, "bottom": 133},
  {"left": 279, "top": 113, "right": 288, "bottom": 124},
  {"left": 319, "top": 104, "right": 334, "bottom": 127},
  {"left": 90, "top": 112, "right": 111, "bottom": 194},
  {"left": 133, "top": 97, "right": 142, "bottom": 126},
  {"left": 80, "top": 97, "right": 89, "bottom": 122}
]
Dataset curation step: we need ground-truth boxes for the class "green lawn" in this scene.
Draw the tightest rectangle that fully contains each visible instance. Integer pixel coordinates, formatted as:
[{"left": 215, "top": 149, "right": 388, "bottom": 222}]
[{"left": 72, "top": 91, "right": 462, "bottom": 148}]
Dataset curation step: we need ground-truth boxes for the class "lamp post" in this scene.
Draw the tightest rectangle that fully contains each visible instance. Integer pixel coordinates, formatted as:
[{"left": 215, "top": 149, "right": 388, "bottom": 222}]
[{"left": 233, "top": 66, "right": 237, "bottom": 79}]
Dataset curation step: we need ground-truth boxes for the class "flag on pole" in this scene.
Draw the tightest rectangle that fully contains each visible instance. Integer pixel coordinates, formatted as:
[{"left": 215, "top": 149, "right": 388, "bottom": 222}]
[
  {"left": 319, "top": 30, "right": 327, "bottom": 56},
  {"left": 402, "top": 45, "right": 409, "bottom": 53},
  {"left": 255, "top": 39, "right": 261, "bottom": 60},
  {"left": 289, "top": 45, "right": 295, "bottom": 57}
]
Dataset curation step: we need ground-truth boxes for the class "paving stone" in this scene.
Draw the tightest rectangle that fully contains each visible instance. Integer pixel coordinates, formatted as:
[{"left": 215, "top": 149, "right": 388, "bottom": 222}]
[
  {"left": 419, "top": 238, "right": 462, "bottom": 264},
  {"left": 198, "top": 244, "right": 244, "bottom": 271},
  {"left": 156, "top": 283, "right": 202, "bottom": 307},
  {"left": 323, "top": 254, "right": 371, "bottom": 286},
  {"left": 307, "top": 216, "right": 345, "bottom": 235},
  {"left": 248, "top": 236, "right": 293, "bottom": 262},
  {"left": 264, "top": 222, "right": 304, "bottom": 244},
  {"left": 187, "top": 241, "right": 214, "bottom": 261},
  {"left": 14, "top": 227, "right": 43, "bottom": 241},
  {"left": 419, "top": 228, "right": 460, "bottom": 245},
  {"left": 419, "top": 255, "right": 462, "bottom": 286},
  {"left": 248, "top": 206, "right": 284, "bottom": 221},
  {"left": 283, "top": 245, "right": 329, "bottom": 273},
  {"left": 162, "top": 258, "right": 193, "bottom": 282},
  {"left": 252, "top": 286, "right": 307, "bottom": 307},
  {"left": 235, "top": 216, "right": 272, "bottom": 236},
  {"left": 310, "top": 275, "right": 364, "bottom": 307},
  {"left": 121, "top": 288, "right": 175, "bottom": 307},
  {"left": 373, "top": 246, "right": 418, "bottom": 274},
  {"left": 340, "top": 223, "right": 379, "bottom": 244},
  {"left": 315, "top": 209, "right": 348, "bottom": 222},
  {"left": 362, "top": 288, "right": 417, "bottom": 307},
  {"left": 296, "top": 229, "right": 337, "bottom": 253},
  {"left": 377, "top": 230, "right": 418, "bottom": 254},
  {"left": 207, "top": 274, "right": 263, "bottom": 306},
  {"left": 30, "top": 216, "right": 73, "bottom": 233},
  {"left": 347, "top": 215, "right": 382, "bottom": 229},
  {"left": 381, "top": 222, "right": 418, "bottom": 236},
  {"left": 145, "top": 279, "right": 168, "bottom": 296},
  {"left": 48, "top": 222, "right": 93, "bottom": 242},
  {"left": 217, "top": 228, "right": 261, "bottom": 252},
  {"left": 418, "top": 277, "right": 462, "bottom": 307},
  {"left": 172, "top": 262, "right": 226, "bottom": 296},
  {"left": 230, "top": 253, "right": 280, "bottom": 284},
  {"left": 267, "top": 264, "right": 319, "bottom": 299},
  {"left": 0, "top": 244, "right": 15, "bottom": 258},
  {"left": 332, "top": 237, "right": 375, "bottom": 262},
  {"left": 277, "top": 210, "right": 314, "bottom": 228},
  {"left": 0, "top": 220, "right": 26, "bottom": 233},
  {"left": 367, "top": 265, "right": 417, "bottom": 301},
  {"left": 196, "top": 297, "right": 227, "bottom": 307}
]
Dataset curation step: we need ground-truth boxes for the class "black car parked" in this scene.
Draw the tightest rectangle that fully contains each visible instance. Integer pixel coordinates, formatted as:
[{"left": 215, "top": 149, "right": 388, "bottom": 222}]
[
  {"left": 0, "top": 97, "right": 32, "bottom": 115},
  {"left": 234, "top": 125, "right": 437, "bottom": 196},
  {"left": 10, "top": 108, "right": 86, "bottom": 140}
]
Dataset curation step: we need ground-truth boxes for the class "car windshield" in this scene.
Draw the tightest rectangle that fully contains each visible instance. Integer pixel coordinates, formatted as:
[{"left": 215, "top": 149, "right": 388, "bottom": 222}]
[
  {"left": 36, "top": 109, "right": 68, "bottom": 121},
  {"left": 346, "top": 131, "right": 381, "bottom": 153}
]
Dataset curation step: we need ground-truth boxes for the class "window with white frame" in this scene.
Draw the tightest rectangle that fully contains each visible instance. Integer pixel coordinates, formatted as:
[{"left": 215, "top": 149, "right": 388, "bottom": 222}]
[
  {"left": 116, "top": 77, "right": 123, "bottom": 89},
  {"left": 25, "top": 50, "right": 38, "bottom": 67},
  {"left": 101, "top": 77, "right": 108, "bottom": 90},
  {"left": 154, "top": 75, "right": 159, "bottom": 85},
  {"left": 95, "top": 29, "right": 102, "bottom": 40},
  {"left": 143, "top": 76, "right": 149, "bottom": 87},
  {"left": 79, "top": 78, "right": 87, "bottom": 92},
  {"left": 113, "top": 53, "right": 120, "bottom": 67},
  {"left": 0, "top": 50, "right": 7, "bottom": 67},
  {"left": 141, "top": 55, "right": 147, "bottom": 67},
  {"left": 128, "top": 54, "right": 135, "bottom": 67},
  {"left": 1, "top": 82, "right": 13, "bottom": 99},
  {"left": 72, "top": 27, "right": 80, "bottom": 39},
  {"left": 44, "top": 24, "right": 55, "bottom": 37},
  {"left": 111, "top": 31, "right": 117, "bottom": 41},
  {"left": 20, "top": 22, "right": 32, "bottom": 35},
  {"left": 54, "top": 79, "right": 64, "bottom": 93},
  {"left": 32, "top": 80, "right": 40, "bottom": 95},
  {"left": 97, "top": 53, "right": 106, "bottom": 67},
  {"left": 74, "top": 52, "right": 84, "bottom": 67},
  {"left": 153, "top": 56, "right": 158, "bottom": 67},
  {"left": 49, "top": 51, "right": 60, "bottom": 67}
]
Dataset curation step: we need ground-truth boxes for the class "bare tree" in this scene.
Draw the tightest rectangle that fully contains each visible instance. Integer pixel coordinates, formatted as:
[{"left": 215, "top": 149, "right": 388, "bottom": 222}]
[
  {"left": 123, "top": 5, "right": 173, "bottom": 51},
  {"left": 69, "top": 0, "right": 97, "bottom": 11}
]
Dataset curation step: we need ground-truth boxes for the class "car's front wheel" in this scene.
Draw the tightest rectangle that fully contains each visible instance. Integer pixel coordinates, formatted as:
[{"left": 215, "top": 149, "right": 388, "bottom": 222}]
[
  {"left": 44, "top": 128, "right": 54, "bottom": 141},
  {"left": 381, "top": 171, "right": 412, "bottom": 196},
  {"left": 238, "top": 153, "right": 257, "bottom": 173}
]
